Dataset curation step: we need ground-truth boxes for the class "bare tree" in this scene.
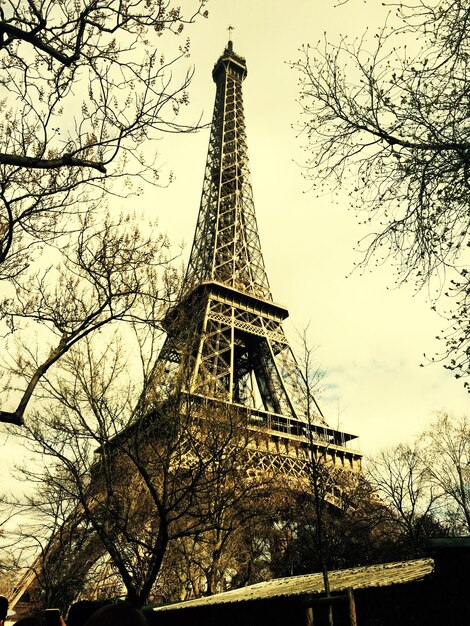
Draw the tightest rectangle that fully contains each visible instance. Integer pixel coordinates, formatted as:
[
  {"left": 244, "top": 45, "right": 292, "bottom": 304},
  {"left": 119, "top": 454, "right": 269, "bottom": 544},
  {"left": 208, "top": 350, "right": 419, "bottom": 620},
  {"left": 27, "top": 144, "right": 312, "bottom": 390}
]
[
  {"left": 421, "top": 412, "right": 470, "bottom": 533},
  {"left": 7, "top": 484, "right": 103, "bottom": 614},
  {"left": 296, "top": 333, "right": 337, "bottom": 626},
  {"left": 153, "top": 482, "right": 282, "bottom": 602},
  {"left": 366, "top": 442, "right": 442, "bottom": 557},
  {"left": 0, "top": 0, "right": 207, "bottom": 277},
  {"left": 268, "top": 475, "right": 404, "bottom": 576},
  {"left": 292, "top": 0, "right": 470, "bottom": 384},
  {"left": 0, "top": 497, "right": 23, "bottom": 596},
  {"left": 11, "top": 312, "right": 274, "bottom": 608},
  {"left": 0, "top": 1, "right": 208, "bottom": 428},
  {"left": 0, "top": 210, "right": 176, "bottom": 425},
  {"left": 164, "top": 475, "right": 278, "bottom": 598}
]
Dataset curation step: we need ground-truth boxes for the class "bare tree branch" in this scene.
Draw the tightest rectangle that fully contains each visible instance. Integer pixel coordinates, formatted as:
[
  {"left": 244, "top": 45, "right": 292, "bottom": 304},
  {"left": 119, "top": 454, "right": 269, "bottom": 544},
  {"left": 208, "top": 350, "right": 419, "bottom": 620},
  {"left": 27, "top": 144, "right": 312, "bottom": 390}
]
[{"left": 292, "top": 0, "right": 470, "bottom": 384}]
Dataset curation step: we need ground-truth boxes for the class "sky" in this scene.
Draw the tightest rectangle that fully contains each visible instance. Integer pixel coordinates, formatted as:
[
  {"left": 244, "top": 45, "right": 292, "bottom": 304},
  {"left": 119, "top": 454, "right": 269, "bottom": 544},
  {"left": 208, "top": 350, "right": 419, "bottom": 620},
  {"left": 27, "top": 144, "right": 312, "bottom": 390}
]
[
  {"left": 141, "top": 0, "right": 468, "bottom": 458},
  {"left": 0, "top": 0, "right": 468, "bottom": 479}
]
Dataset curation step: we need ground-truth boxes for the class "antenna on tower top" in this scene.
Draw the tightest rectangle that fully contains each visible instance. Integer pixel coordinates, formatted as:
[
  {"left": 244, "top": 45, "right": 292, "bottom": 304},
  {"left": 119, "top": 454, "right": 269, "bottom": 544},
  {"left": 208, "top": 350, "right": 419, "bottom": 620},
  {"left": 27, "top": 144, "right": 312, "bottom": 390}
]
[{"left": 227, "top": 25, "right": 234, "bottom": 52}]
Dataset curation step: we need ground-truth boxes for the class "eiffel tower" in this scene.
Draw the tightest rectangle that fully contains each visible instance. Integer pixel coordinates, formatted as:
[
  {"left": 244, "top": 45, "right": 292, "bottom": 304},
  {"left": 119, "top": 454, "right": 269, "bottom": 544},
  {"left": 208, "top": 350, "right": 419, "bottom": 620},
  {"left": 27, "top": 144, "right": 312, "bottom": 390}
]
[{"left": 151, "top": 39, "right": 362, "bottom": 476}]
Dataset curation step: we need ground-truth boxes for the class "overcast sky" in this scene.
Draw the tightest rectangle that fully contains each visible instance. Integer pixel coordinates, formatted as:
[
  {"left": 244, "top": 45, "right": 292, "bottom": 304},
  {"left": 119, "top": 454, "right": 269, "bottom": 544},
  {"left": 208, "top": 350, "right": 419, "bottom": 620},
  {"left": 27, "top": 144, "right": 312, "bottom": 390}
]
[
  {"left": 1, "top": 1, "right": 468, "bottom": 479},
  {"left": 145, "top": 0, "right": 468, "bottom": 457}
]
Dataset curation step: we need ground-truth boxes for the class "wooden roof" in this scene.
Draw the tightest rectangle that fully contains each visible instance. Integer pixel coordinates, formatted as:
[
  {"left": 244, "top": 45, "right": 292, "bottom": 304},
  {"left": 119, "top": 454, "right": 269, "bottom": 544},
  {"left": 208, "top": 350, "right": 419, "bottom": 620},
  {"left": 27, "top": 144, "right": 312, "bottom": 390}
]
[{"left": 154, "top": 558, "right": 434, "bottom": 612}]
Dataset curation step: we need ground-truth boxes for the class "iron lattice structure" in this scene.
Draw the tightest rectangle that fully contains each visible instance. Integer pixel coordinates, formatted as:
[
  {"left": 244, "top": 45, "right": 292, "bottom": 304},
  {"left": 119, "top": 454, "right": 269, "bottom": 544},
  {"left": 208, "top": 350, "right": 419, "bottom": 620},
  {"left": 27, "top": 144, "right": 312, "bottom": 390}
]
[{"left": 152, "top": 42, "right": 361, "bottom": 471}]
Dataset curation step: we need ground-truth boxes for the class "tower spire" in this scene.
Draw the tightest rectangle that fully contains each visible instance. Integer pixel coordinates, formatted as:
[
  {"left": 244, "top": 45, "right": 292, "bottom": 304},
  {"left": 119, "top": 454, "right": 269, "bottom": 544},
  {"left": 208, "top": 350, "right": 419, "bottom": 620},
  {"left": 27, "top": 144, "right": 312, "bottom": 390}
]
[{"left": 182, "top": 41, "right": 271, "bottom": 300}]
